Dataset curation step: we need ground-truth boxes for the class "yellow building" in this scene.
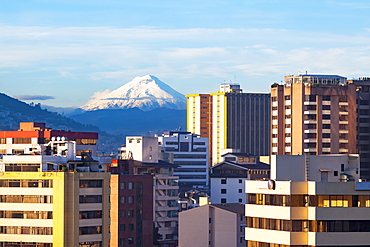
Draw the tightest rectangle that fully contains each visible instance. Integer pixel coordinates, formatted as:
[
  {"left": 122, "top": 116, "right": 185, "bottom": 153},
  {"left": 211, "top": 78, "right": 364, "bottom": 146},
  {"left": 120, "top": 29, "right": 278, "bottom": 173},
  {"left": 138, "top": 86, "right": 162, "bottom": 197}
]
[
  {"left": 245, "top": 155, "right": 370, "bottom": 246},
  {"left": 186, "top": 84, "right": 270, "bottom": 165},
  {"left": 0, "top": 171, "right": 110, "bottom": 247}
]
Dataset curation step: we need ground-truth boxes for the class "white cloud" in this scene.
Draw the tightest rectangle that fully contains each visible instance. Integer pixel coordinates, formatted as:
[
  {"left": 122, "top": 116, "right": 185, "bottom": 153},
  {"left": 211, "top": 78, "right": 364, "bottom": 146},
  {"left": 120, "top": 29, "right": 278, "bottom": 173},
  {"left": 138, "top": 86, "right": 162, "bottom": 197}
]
[{"left": 91, "top": 89, "right": 112, "bottom": 99}]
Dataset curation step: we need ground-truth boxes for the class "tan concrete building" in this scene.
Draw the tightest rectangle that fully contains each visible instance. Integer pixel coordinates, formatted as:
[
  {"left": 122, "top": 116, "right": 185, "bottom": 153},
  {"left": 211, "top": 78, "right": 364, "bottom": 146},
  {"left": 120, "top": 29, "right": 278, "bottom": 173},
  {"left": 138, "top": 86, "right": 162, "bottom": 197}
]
[
  {"left": 179, "top": 203, "right": 246, "bottom": 247},
  {"left": 245, "top": 154, "right": 370, "bottom": 246},
  {"left": 271, "top": 74, "right": 356, "bottom": 156}
]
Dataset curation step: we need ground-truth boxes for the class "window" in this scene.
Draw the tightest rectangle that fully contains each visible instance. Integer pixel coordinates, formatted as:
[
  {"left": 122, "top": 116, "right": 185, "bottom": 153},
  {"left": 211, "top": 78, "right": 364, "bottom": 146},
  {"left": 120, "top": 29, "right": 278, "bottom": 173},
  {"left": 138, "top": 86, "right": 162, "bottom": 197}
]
[
  {"left": 239, "top": 179, "right": 242, "bottom": 183},
  {"left": 129, "top": 224, "right": 134, "bottom": 231},
  {"left": 239, "top": 189, "right": 242, "bottom": 193},
  {"left": 128, "top": 196, "right": 134, "bottom": 203},
  {"left": 334, "top": 171, "right": 338, "bottom": 176},
  {"left": 322, "top": 115, "right": 331, "bottom": 120},
  {"left": 120, "top": 196, "right": 126, "bottom": 203},
  {"left": 221, "top": 198, "right": 227, "bottom": 203},
  {"left": 322, "top": 124, "right": 330, "bottom": 129},
  {"left": 322, "top": 105, "right": 330, "bottom": 110},
  {"left": 322, "top": 133, "right": 330, "bottom": 138},
  {"left": 128, "top": 182, "right": 134, "bottom": 190},
  {"left": 322, "top": 95, "right": 331, "bottom": 101},
  {"left": 120, "top": 210, "right": 126, "bottom": 218},
  {"left": 285, "top": 95, "right": 291, "bottom": 100},
  {"left": 305, "top": 95, "right": 316, "bottom": 102},
  {"left": 128, "top": 210, "right": 134, "bottom": 217},
  {"left": 322, "top": 143, "right": 330, "bottom": 148},
  {"left": 119, "top": 224, "right": 125, "bottom": 232},
  {"left": 221, "top": 189, "right": 227, "bottom": 194},
  {"left": 221, "top": 179, "right": 226, "bottom": 184},
  {"left": 239, "top": 198, "right": 243, "bottom": 203},
  {"left": 119, "top": 238, "right": 126, "bottom": 246},
  {"left": 120, "top": 182, "right": 126, "bottom": 190},
  {"left": 128, "top": 238, "right": 134, "bottom": 245}
]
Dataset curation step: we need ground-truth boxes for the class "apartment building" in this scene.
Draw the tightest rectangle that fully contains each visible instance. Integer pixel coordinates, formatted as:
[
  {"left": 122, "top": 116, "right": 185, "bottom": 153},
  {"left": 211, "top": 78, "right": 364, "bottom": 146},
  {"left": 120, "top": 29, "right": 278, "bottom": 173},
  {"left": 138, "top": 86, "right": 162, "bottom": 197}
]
[
  {"left": 0, "top": 122, "right": 98, "bottom": 158},
  {"left": 210, "top": 153, "right": 269, "bottom": 204},
  {"left": 158, "top": 131, "right": 209, "bottom": 192},
  {"left": 245, "top": 154, "right": 370, "bottom": 246},
  {"left": 0, "top": 137, "right": 109, "bottom": 247},
  {"left": 186, "top": 83, "right": 270, "bottom": 165},
  {"left": 118, "top": 136, "right": 179, "bottom": 244},
  {"left": 270, "top": 74, "right": 356, "bottom": 156}
]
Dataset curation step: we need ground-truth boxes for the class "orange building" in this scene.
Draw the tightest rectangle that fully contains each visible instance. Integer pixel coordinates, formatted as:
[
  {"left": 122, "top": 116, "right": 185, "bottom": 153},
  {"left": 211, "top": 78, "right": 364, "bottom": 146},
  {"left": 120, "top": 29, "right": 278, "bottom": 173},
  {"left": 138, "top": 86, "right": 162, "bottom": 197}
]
[{"left": 271, "top": 74, "right": 356, "bottom": 156}]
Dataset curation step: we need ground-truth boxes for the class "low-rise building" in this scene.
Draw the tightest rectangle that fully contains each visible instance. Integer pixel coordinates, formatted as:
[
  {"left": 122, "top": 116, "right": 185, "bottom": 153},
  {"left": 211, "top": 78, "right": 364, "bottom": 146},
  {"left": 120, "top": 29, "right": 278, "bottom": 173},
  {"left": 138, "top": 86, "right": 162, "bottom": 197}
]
[
  {"left": 210, "top": 153, "right": 269, "bottom": 204},
  {"left": 179, "top": 203, "right": 246, "bottom": 247}
]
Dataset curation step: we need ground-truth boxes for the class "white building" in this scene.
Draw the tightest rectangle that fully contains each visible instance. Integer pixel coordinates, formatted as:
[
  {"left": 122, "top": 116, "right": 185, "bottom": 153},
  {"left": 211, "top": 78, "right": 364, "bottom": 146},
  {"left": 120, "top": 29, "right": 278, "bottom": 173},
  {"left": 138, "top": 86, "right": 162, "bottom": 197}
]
[
  {"left": 158, "top": 131, "right": 209, "bottom": 192},
  {"left": 210, "top": 153, "right": 269, "bottom": 204}
]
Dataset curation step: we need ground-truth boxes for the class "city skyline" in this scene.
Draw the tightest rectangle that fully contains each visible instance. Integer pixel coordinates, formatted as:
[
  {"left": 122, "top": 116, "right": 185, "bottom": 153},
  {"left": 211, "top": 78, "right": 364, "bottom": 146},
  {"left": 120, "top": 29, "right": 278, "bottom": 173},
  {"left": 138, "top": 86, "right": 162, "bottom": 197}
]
[{"left": 1, "top": 0, "right": 370, "bottom": 107}]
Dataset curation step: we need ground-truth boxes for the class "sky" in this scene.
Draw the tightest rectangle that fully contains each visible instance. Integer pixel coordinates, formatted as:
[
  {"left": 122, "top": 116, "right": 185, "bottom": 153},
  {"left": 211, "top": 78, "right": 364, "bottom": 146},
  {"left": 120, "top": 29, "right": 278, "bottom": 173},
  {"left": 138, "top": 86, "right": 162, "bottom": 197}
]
[{"left": 1, "top": 0, "right": 370, "bottom": 108}]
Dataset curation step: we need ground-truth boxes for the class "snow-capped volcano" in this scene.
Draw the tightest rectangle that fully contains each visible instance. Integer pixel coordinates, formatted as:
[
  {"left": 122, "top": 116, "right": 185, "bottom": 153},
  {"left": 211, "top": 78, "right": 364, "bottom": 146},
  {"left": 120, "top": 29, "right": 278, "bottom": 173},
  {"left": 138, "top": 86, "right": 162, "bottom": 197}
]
[{"left": 81, "top": 75, "right": 186, "bottom": 111}]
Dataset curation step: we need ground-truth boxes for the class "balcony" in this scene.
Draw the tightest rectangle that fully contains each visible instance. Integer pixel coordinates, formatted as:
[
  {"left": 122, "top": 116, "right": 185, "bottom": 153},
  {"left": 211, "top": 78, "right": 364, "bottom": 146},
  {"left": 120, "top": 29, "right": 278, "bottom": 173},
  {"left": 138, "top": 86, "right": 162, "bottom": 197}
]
[
  {"left": 339, "top": 120, "right": 348, "bottom": 124},
  {"left": 304, "top": 139, "right": 317, "bottom": 143},
  {"left": 322, "top": 101, "right": 331, "bottom": 105},
  {"left": 339, "top": 111, "right": 348, "bottom": 115},
  {"left": 339, "top": 129, "right": 349, "bottom": 133},
  {"left": 304, "top": 110, "right": 317, "bottom": 115},
  {"left": 322, "top": 120, "right": 330, "bottom": 124},
  {"left": 304, "top": 129, "right": 317, "bottom": 133},
  {"left": 339, "top": 148, "right": 348, "bottom": 153},
  {"left": 339, "top": 139, "right": 348, "bottom": 143},
  {"left": 339, "top": 101, "right": 348, "bottom": 106},
  {"left": 304, "top": 148, "right": 317, "bottom": 152},
  {"left": 304, "top": 101, "right": 317, "bottom": 105},
  {"left": 304, "top": 120, "right": 316, "bottom": 124},
  {"left": 322, "top": 110, "right": 331, "bottom": 114}
]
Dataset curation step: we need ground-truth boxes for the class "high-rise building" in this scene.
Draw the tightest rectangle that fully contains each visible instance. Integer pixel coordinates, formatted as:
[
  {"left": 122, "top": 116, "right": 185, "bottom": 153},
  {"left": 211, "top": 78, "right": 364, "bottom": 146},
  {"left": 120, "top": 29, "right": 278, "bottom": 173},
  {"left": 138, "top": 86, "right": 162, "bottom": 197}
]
[
  {"left": 186, "top": 84, "right": 270, "bottom": 165},
  {"left": 158, "top": 131, "right": 209, "bottom": 192},
  {"left": 348, "top": 77, "right": 370, "bottom": 179},
  {"left": 271, "top": 74, "right": 357, "bottom": 156},
  {"left": 0, "top": 131, "right": 109, "bottom": 247},
  {"left": 244, "top": 154, "right": 370, "bottom": 247}
]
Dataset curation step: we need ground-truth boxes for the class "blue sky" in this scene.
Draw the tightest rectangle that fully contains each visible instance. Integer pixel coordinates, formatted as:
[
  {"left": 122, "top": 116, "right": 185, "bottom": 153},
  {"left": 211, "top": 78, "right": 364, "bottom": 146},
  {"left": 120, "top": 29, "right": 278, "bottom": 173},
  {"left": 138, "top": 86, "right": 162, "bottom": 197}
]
[{"left": 1, "top": 0, "right": 370, "bottom": 107}]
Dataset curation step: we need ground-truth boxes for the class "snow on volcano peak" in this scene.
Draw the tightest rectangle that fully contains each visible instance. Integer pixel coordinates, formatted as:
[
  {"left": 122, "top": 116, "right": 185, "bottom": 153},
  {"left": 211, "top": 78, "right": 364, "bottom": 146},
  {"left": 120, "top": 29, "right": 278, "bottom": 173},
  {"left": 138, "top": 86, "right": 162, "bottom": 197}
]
[{"left": 81, "top": 75, "right": 186, "bottom": 111}]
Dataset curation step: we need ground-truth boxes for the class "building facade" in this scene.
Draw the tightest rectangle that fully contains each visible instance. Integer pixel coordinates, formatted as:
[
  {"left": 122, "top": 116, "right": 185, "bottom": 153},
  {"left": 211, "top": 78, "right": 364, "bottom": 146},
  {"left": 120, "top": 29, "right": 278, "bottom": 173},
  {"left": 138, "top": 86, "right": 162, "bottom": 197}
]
[
  {"left": 0, "top": 122, "right": 98, "bottom": 158},
  {"left": 110, "top": 159, "right": 154, "bottom": 247},
  {"left": 270, "top": 74, "right": 357, "bottom": 156},
  {"left": 117, "top": 136, "right": 180, "bottom": 244},
  {"left": 186, "top": 84, "right": 270, "bottom": 165},
  {"left": 179, "top": 203, "right": 246, "bottom": 247},
  {"left": 210, "top": 153, "right": 269, "bottom": 204},
  {"left": 158, "top": 131, "right": 209, "bottom": 192},
  {"left": 244, "top": 154, "right": 370, "bottom": 247},
  {"left": 0, "top": 134, "right": 109, "bottom": 247},
  {"left": 348, "top": 77, "right": 370, "bottom": 179}
]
